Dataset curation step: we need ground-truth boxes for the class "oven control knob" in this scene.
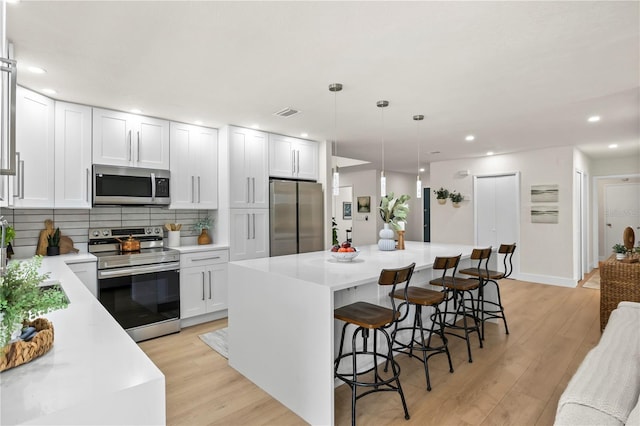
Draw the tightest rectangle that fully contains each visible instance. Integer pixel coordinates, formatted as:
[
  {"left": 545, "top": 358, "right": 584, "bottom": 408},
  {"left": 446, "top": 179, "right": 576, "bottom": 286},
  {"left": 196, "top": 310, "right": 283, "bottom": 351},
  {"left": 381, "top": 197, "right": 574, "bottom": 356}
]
[
  {"left": 102, "top": 230, "right": 110, "bottom": 237},
  {"left": 154, "top": 228, "right": 161, "bottom": 234},
  {"left": 145, "top": 228, "right": 152, "bottom": 235},
  {"left": 92, "top": 230, "right": 100, "bottom": 237}
]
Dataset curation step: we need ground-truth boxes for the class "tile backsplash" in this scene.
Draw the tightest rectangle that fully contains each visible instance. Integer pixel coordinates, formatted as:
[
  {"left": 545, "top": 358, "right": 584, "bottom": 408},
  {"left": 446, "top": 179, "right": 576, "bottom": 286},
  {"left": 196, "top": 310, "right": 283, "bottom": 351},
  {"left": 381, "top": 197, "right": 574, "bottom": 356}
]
[{"left": 0, "top": 206, "right": 215, "bottom": 258}]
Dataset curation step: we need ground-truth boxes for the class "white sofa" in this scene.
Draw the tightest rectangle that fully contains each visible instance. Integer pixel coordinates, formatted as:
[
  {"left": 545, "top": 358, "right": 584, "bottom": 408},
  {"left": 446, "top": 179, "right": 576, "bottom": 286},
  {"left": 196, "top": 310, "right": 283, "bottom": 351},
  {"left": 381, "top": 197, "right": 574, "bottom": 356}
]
[{"left": 555, "top": 301, "right": 640, "bottom": 425}]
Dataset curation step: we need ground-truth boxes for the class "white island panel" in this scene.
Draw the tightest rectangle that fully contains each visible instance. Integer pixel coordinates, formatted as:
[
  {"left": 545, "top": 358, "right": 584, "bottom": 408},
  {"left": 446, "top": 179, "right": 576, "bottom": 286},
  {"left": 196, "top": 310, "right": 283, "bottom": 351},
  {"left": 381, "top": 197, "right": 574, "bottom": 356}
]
[{"left": 228, "top": 242, "right": 490, "bottom": 425}]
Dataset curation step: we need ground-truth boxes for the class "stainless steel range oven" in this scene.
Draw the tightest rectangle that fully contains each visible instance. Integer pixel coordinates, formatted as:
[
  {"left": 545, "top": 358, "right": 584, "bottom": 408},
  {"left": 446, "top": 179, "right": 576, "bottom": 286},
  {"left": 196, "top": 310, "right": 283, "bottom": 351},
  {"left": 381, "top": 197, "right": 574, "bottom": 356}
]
[{"left": 89, "top": 226, "right": 180, "bottom": 342}]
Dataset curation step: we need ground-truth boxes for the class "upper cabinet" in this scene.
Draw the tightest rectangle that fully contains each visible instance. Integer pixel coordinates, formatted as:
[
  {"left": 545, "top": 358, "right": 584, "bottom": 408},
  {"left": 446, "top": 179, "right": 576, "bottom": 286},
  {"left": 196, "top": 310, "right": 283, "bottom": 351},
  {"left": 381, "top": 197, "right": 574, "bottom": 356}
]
[
  {"left": 227, "top": 126, "right": 269, "bottom": 209},
  {"left": 54, "top": 101, "right": 92, "bottom": 209},
  {"left": 269, "top": 134, "right": 318, "bottom": 181},
  {"left": 92, "top": 108, "right": 170, "bottom": 169},
  {"left": 169, "top": 122, "right": 218, "bottom": 209},
  {"left": 7, "top": 87, "right": 55, "bottom": 208}
]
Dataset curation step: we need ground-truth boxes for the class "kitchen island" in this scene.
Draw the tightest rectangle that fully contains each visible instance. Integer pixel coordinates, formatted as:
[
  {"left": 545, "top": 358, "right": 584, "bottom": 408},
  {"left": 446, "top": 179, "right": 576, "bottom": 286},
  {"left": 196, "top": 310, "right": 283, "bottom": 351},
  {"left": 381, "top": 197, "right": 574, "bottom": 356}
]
[
  {"left": 0, "top": 255, "right": 165, "bottom": 425},
  {"left": 228, "top": 242, "right": 495, "bottom": 425}
]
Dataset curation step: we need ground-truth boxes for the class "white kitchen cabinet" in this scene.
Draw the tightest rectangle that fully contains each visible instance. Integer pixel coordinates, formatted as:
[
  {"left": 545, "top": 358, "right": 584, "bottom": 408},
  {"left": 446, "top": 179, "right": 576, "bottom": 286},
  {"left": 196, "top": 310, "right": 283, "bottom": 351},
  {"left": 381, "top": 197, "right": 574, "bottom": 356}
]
[
  {"left": 229, "top": 209, "right": 269, "bottom": 261},
  {"left": 92, "top": 108, "right": 170, "bottom": 169},
  {"left": 180, "top": 249, "right": 229, "bottom": 319},
  {"left": 54, "top": 101, "right": 92, "bottom": 208},
  {"left": 66, "top": 260, "right": 98, "bottom": 298},
  {"left": 169, "top": 122, "right": 218, "bottom": 209},
  {"left": 7, "top": 87, "right": 55, "bottom": 208},
  {"left": 228, "top": 126, "right": 269, "bottom": 209},
  {"left": 269, "top": 134, "right": 318, "bottom": 181}
]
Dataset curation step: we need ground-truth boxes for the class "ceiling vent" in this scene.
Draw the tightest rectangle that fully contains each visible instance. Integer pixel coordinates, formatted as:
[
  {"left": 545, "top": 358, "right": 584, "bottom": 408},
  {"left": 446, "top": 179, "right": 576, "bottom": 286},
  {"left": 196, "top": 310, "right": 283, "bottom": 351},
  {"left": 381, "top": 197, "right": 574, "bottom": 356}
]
[{"left": 273, "top": 107, "right": 300, "bottom": 118}]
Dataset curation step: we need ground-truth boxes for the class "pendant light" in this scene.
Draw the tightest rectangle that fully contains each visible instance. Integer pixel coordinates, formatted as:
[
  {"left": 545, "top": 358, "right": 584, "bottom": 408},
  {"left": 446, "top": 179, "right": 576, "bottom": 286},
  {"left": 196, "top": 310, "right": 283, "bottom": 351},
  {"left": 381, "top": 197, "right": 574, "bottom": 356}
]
[
  {"left": 414, "top": 114, "right": 424, "bottom": 199},
  {"left": 329, "top": 83, "right": 343, "bottom": 196},
  {"left": 377, "top": 100, "right": 389, "bottom": 197}
]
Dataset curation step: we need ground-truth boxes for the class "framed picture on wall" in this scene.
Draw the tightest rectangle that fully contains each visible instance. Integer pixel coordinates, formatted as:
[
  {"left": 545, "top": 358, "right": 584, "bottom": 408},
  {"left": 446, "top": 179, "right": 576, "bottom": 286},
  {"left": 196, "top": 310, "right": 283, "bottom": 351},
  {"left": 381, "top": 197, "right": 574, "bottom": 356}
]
[
  {"left": 357, "top": 196, "right": 371, "bottom": 213},
  {"left": 343, "top": 202, "right": 352, "bottom": 220},
  {"left": 531, "top": 184, "right": 559, "bottom": 202}
]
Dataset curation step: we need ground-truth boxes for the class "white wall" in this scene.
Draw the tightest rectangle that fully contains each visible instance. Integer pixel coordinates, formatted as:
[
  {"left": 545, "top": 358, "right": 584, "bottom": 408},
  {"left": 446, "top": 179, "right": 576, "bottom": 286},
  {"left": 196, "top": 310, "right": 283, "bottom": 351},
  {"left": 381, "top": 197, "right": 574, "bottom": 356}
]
[
  {"left": 430, "top": 146, "right": 577, "bottom": 286},
  {"left": 592, "top": 155, "right": 640, "bottom": 177},
  {"left": 333, "top": 186, "right": 353, "bottom": 244}
]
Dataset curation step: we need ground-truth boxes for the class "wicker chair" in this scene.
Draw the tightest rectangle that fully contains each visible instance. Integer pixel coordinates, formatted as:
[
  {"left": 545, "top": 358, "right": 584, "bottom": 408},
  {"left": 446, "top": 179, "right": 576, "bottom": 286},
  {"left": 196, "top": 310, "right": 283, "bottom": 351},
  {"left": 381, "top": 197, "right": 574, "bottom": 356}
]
[{"left": 599, "top": 254, "right": 640, "bottom": 331}]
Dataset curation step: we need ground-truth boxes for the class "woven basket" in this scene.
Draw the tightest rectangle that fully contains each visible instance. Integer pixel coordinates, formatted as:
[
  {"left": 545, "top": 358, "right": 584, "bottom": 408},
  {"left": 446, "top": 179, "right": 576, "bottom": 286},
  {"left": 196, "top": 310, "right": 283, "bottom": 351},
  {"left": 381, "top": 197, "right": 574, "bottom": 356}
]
[
  {"left": 600, "top": 254, "right": 640, "bottom": 331},
  {"left": 0, "top": 318, "right": 55, "bottom": 372}
]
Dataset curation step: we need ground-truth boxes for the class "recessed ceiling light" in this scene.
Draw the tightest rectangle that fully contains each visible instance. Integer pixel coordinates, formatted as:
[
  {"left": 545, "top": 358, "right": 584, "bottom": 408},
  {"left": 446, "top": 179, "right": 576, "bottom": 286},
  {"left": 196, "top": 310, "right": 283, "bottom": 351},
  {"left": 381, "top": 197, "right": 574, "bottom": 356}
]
[
  {"left": 486, "top": 151, "right": 494, "bottom": 156},
  {"left": 194, "top": 120, "right": 203, "bottom": 125},
  {"left": 465, "top": 135, "right": 475, "bottom": 142},
  {"left": 300, "top": 133, "right": 308, "bottom": 138},
  {"left": 588, "top": 116, "right": 601, "bottom": 123},
  {"left": 42, "top": 88, "right": 57, "bottom": 95},
  {"left": 251, "top": 124, "right": 260, "bottom": 129},
  {"left": 608, "top": 144, "right": 618, "bottom": 149},
  {"left": 130, "top": 108, "right": 142, "bottom": 114},
  {"left": 27, "top": 66, "right": 46, "bottom": 74},
  {"left": 419, "top": 167, "right": 425, "bottom": 172}
]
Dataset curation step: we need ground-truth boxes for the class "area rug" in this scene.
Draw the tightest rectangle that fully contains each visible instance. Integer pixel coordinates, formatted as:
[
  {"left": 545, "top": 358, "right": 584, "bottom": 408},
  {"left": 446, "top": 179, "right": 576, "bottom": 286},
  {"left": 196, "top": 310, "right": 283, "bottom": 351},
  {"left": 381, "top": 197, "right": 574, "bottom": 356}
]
[
  {"left": 583, "top": 271, "right": 600, "bottom": 290},
  {"left": 199, "top": 327, "right": 228, "bottom": 359}
]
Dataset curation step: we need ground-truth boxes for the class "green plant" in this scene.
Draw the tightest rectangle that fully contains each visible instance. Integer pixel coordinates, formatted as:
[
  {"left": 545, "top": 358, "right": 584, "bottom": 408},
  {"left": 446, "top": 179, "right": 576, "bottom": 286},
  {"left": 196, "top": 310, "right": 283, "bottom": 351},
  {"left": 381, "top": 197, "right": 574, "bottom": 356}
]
[
  {"left": 331, "top": 217, "right": 339, "bottom": 246},
  {"left": 379, "top": 192, "right": 411, "bottom": 231},
  {"left": 449, "top": 191, "right": 464, "bottom": 203},
  {"left": 47, "top": 228, "right": 60, "bottom": 248},
  {"left": 612, "top": 243, "right": 627, "bottom": 254},
  {"left": 193, "top": 216, "right": 213, "bottom": 233},
  {"left": 0, "top": 256, "right": 69, "bottom": 353},
  {"left": 433, "top": 187, "right": 449, "bottom": 200},
  {"left": 4, "top": 226, "right": 15, "bottom": 246}
]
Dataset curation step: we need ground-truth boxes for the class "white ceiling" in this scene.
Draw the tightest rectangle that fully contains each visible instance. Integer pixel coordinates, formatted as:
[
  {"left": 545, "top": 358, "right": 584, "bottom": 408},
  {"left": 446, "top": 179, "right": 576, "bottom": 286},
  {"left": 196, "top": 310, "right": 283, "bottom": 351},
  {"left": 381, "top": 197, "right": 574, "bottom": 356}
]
[{"left": 7, "top": 1, "right": 640, "bottom": 173}]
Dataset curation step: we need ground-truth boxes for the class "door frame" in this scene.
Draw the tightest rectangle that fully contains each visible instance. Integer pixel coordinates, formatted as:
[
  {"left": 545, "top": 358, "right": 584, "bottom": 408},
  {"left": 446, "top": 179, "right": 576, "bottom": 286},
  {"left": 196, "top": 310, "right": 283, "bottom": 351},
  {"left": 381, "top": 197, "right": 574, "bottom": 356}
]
[
  {"left": 473, "top": 172, "right": 521, "bottom": 277},
  {"left": 574, "top": 169, "right": 588, "bottom": 280},
  {"left": 592, "top": 173, "right": 640, "bottom": 266}
]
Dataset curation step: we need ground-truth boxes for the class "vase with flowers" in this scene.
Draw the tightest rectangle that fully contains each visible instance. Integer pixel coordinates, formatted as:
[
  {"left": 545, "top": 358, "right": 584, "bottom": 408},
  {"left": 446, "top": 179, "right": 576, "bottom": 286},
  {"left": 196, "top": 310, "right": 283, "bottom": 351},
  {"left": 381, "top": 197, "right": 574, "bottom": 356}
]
[
  {"left": 194, "top": 216, "right": 213, "bottom": 245},
  {"left": 378, "top": 193, "right": 410, "bottom": 251}
]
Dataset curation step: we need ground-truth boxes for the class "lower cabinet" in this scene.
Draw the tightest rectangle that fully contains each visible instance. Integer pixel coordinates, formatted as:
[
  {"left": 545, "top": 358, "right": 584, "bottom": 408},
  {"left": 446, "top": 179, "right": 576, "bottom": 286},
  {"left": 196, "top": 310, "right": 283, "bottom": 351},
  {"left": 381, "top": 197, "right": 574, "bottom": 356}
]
[
  {"left": 66, "top": 260, "right": 98, "bottom": 298},
  {"left": 180, "top": 249, "right": 229, "bottom": 322}
]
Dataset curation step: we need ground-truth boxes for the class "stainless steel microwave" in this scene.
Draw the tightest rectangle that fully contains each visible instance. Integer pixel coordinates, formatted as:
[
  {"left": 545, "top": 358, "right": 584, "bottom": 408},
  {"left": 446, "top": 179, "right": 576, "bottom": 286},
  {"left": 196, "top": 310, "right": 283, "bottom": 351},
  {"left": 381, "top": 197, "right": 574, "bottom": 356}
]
[{"left": 93, "top": 165, "right": 170, "bottom": 206}]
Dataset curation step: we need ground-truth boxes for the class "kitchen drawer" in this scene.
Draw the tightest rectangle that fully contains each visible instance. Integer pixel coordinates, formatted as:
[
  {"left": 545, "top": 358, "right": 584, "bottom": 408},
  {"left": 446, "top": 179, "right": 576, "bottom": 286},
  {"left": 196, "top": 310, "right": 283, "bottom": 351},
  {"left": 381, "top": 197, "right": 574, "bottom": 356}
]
[{"left": 180, "top": 249, "right": 229, "bottom": 268}]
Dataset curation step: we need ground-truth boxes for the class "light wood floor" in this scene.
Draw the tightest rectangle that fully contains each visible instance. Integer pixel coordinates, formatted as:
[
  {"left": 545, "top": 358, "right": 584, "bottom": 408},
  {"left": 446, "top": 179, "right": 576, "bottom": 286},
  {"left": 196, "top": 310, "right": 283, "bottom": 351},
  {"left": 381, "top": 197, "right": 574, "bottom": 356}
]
[{"left": 139, "top": 275, "right": 601, "bottom": 426}]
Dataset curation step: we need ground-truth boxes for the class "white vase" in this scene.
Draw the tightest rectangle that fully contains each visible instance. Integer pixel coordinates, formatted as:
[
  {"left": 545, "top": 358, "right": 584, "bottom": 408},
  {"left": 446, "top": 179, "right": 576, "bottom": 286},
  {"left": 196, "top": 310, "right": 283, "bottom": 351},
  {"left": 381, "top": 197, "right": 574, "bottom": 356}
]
[
  {"left": 378, "top": 223, "right": 396, "bottom": 251},
  {"left": 616, "top": 253, "right": 626, "bottom": 260}
]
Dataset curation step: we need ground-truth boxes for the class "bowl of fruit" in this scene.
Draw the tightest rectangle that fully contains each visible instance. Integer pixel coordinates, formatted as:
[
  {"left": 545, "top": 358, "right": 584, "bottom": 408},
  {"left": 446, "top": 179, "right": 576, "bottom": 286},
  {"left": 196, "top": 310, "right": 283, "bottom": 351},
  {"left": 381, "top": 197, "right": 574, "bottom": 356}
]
[{"left": 330, "top": 242, "right": 359, "bottom": 262}]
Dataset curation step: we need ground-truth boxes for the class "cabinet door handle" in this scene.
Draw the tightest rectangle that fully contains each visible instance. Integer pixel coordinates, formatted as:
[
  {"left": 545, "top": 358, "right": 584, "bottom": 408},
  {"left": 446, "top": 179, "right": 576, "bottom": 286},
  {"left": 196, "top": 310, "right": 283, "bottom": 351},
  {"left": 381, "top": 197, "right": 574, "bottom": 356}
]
[
  {"left": 127, "top": 130, "right": 132, "bottom": 161},
  {"left": 86, "top": 168, "right": 90, "bottom": 202},
  {"left": 201, "top": 271, "right": 205, "bottom": 301},
  {"left": 252, "top": 213, "right": 256, "bottom": 239},
  {"left": 12, "top": 152, "right": 20, "bottom": 198},
  {"left": 247, "top": 177, "right": 250, "bottom": 203},
  {"left": 191, "top": 176, "right": 195, "bottom": 203},
  {"left": 296, "top": 150, "right": 300, "bottom": 174},
  {"left": 247, "top": 214, "right": 251, "bottom": 239},
  {"left": 19, "top": 157, "right": 24, "bottom": 199},
  {"left": 137, "top": 131, "right": 141, "bottom": 163},
  {"left": 191, "top": 256, "right": 221, "bottom": 262},
  {"left": 0, "top": 57, "right": 17, "bottom": 176},
  {"left": 252, "top": 177, "right": 256, "bottom": 204},
  {"left": 208, "top": 270, "right": 212, "bottom": 300},
  {"left": 197, "top": 176, "right": 201, "bottom": 203},
  {"left": 292, "top": 150, "right": 295, "bottom": 175}
]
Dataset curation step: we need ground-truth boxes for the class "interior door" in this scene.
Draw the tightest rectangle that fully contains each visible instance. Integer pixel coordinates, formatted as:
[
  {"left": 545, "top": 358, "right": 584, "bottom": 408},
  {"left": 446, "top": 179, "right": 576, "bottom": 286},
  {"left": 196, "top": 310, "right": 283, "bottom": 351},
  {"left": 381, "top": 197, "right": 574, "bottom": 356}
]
[
  {"left": 474, "top": 173, "right": 519, "bottom": 275},
  {"left": 604, "top": 183, "right": 640, "bottom": 253}
]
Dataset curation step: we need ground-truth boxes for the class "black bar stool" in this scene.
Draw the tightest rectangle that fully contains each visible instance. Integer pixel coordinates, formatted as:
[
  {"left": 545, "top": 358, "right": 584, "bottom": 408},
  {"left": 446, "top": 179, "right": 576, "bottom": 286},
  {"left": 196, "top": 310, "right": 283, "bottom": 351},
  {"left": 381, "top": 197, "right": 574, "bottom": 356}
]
[
  {"left": 334, "top": 263, "right": 414, "bottom": 426},
  {"left": 388, "top": 258, "right": 454, "bottom": 391},
  {"left": 429, "top": 251, "right": 488, "bottom": 363},
  {"left": 459, "top": 244, "right": 515, "bottom": 338}
]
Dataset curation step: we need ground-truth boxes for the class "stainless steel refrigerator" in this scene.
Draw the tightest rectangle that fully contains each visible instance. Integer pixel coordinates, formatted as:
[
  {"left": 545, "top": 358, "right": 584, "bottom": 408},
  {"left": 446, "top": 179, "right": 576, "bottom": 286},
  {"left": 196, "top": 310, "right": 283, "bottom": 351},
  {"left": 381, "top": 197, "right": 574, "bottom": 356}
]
[{"left": 269, "top": 180, "right": 324, "bottom": 256}]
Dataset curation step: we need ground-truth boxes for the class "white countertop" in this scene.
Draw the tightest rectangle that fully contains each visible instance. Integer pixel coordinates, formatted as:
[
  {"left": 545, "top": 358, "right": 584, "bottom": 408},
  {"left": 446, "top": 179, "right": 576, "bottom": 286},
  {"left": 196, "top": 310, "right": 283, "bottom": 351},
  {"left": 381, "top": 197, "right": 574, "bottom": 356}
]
[
  {"left": 229, "top": 241, "right": 478, "bottom": 291},
  {"left": 0, "top": 256, "right": 165, "bottom": 425},
  {"left": 169, "top": 243, "right": 229, "bottom": 253}
]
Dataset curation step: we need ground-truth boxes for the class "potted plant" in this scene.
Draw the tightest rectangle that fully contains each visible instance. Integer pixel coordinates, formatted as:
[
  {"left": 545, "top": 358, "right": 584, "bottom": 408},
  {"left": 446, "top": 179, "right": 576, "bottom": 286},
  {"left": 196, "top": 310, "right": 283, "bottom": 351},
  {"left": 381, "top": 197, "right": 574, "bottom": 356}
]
[
  {"left": 378, "top": 193, "right": 410, "bottom": 251},
  {"left": 613, "top": 243, "right": 627, "bottom": 260},
  {"left": 433, "top": 187, "right": 449, "bottom": 204},
  {"left": 46, "top": 228, "right": 60, "bottom": 256},
  {"left": 194, "top": 216, "right": 213, "bottom": 245},
  {"left": 449, "top": 191, "right": 464, "bottom": 207},
  {"left": 0, "top": 256, "right": 69, "bottom": 359}
]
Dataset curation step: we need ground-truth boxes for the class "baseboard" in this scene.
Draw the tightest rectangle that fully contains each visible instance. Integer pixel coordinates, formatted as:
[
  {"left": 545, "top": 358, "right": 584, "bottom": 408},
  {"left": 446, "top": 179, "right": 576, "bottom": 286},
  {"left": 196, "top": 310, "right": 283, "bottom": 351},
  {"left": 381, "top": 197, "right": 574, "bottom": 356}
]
[
  {"left": 515, "top": 273, "right": 577, "bottom": 288},
  {"left": 181, "top": 309, "right": 228, "bottom": 328}
]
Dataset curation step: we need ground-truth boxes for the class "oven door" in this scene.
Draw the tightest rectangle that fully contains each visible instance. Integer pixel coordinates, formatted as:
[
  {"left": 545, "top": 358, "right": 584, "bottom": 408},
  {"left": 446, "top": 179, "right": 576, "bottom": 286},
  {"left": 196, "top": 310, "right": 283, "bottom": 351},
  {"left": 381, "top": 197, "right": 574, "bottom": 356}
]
[{"left": 98, "top": 262, "right": 180, "bottom": 332}]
